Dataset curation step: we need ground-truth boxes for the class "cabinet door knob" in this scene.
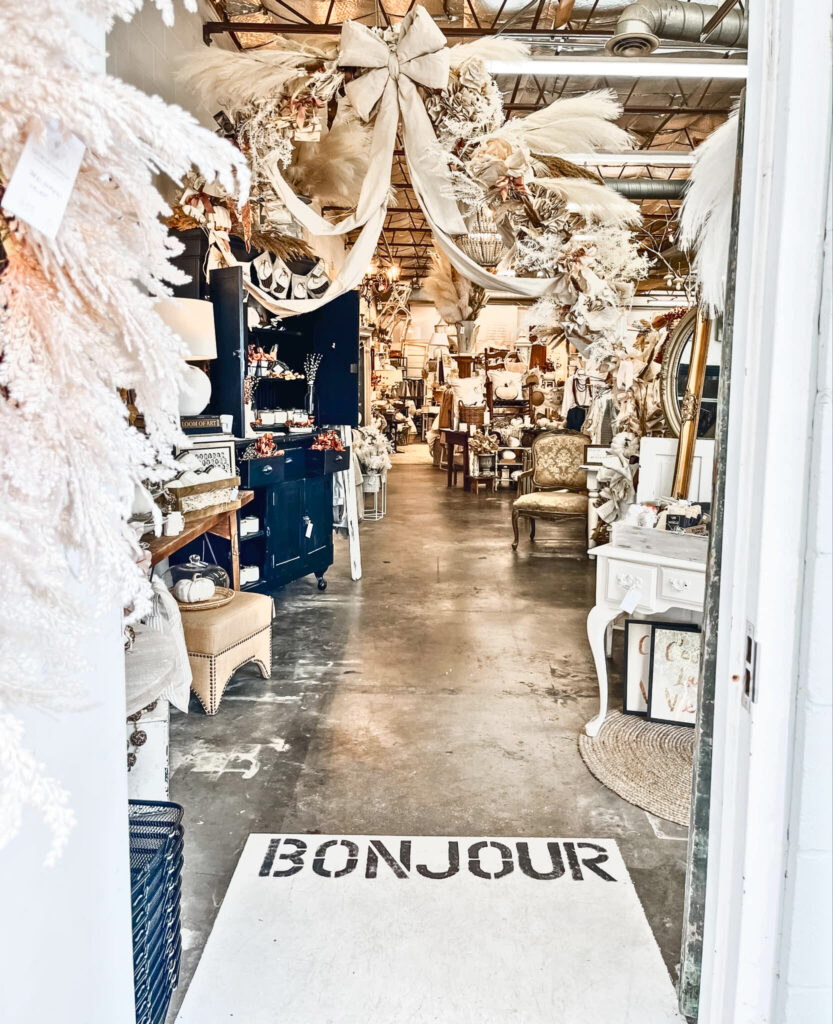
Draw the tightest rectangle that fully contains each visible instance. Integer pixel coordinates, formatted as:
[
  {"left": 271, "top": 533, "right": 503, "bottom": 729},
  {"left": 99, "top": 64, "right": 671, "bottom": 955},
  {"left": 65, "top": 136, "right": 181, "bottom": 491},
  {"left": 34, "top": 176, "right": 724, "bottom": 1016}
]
[{"left": 262, "top": 465, "right": 273, "bottom": 474}]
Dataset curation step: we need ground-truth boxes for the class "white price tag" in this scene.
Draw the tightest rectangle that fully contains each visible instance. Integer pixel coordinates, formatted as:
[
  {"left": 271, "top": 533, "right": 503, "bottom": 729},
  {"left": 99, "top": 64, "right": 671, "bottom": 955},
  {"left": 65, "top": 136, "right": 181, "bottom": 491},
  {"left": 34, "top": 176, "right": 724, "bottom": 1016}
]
[
  {"left": 620, "top": 589, "right": 641, "bottom": 614},
  {"left": 2, "top": 121, "right": 85, "bottom": 240},
  {"left": 305, "top": 521, "right": 313, "bottom": 539}
]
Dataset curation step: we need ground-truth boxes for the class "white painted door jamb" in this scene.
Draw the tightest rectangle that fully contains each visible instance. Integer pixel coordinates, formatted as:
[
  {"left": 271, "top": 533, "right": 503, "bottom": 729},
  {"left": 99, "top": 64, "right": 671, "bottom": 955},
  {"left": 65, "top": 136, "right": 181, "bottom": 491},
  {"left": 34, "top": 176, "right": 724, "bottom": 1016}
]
[{"left": 697, "top": 2, "right": 833, "bottom": 1022}]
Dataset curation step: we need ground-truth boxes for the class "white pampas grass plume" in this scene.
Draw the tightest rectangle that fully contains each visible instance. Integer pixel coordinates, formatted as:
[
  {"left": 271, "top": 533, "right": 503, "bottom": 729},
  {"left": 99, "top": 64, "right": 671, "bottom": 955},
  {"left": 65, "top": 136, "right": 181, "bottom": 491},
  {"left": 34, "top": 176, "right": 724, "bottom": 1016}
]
[
  {"left": 448, "top": 38, "right": 529, "bottom": 69},
  {"left": 286, "top": 120, "right": 372, "bottom": 207},
  {"left": 535, "top": 178, "right": 642, "bottom": 228},
  {"left": 177, "top": 46, "right": 319, "bottom": 116},
  {"left": 497, "top": 89, "right": 633, "bottom": 156},
  {"left": 423, "top": 251, "right": 473, "bottom": 323},
  {"left": 679, "top": 109, "right": 739, "bottom": 317}
]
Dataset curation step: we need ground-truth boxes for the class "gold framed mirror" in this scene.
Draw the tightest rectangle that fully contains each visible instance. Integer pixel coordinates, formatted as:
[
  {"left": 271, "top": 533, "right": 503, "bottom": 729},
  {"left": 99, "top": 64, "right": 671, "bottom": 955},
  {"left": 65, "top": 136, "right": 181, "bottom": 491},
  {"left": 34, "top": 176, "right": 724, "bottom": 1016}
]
[{"left": 660, "top": 309, "right": 721, "bottom": 439}]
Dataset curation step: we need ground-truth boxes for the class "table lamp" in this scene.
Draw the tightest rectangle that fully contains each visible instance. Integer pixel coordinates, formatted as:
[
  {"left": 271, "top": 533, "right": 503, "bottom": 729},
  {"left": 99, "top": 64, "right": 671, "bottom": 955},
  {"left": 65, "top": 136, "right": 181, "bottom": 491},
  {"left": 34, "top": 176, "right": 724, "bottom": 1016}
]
[{"left": 156, "top": 297, "right": 217, "bottom": 416}]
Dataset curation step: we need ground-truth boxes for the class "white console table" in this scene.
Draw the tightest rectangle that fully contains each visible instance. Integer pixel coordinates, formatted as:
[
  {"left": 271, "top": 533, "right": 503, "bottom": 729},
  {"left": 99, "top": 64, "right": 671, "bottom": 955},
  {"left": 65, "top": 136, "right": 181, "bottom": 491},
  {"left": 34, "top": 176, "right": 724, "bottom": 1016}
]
[{"left": 584, "top": 543, "right": 707, "bottom": 736}]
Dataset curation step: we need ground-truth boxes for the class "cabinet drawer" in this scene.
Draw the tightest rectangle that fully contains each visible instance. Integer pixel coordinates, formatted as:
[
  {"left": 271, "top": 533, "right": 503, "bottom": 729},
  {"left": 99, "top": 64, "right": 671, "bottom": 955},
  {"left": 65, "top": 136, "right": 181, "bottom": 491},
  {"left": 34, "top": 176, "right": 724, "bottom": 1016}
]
[
  {"left": 240, "top": 456, "right": 284, "bottom": 488},
  {"left": 282, "top": 448, "right": 304, "bottom": 480},
  {"left": 659, "top": 567, "right": 705, "bottom": 606},
  {"left": 605, "top": 559, "right": 658, "bottom": 607},
  {"left": 305, "top": 447, "right": 350, "bottom": 476}
]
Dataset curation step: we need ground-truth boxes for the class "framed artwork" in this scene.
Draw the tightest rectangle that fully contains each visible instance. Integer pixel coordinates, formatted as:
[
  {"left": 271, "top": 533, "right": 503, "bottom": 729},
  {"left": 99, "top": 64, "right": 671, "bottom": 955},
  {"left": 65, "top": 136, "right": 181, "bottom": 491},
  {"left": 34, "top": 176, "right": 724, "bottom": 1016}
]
[
  {"left": 623, "top": 619, "right": 654, "bottom": 716},
  {"left": 647, "top": 623, "right": 702, "bottom": 727},
  {"left": 177, "top": 439, "right": 237, "bottom": 477},
  {"left": 585, "top": 445, "right": 608, "bottom": 465}
]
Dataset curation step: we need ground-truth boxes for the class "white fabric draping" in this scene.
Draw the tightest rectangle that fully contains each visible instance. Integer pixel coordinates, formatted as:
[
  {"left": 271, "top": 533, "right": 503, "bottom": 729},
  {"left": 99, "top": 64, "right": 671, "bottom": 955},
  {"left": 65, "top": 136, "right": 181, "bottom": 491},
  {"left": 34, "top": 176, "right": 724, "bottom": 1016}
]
[{"left": 242, "top": 8, "right": 567, "bottom": 319}]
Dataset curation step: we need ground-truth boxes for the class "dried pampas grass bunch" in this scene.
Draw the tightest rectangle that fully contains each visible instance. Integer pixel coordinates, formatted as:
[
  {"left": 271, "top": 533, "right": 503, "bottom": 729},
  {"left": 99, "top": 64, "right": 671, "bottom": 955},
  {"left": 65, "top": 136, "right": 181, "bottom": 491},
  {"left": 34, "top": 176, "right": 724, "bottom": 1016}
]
[
  {"left": 496, "top": 90, "right": 634, "bottom": 157},
  {"left": 679, "top": 109, "right": 739, "bottom": 317},
  {"left": 535, "top": 178, "right": 642, "bottom": 229},
  {"left": 285, "top": 119, "right": 372, "bottom": 208},
  {"left": 423, "top": 251, "right": 486, "bottom": 323}
]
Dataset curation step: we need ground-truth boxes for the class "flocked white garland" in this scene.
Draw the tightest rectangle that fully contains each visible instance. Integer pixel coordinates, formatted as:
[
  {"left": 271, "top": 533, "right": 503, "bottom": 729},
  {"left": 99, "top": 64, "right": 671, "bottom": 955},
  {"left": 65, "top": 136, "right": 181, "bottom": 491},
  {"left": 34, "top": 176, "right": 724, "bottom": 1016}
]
[{"left": 0, "top": 0, "right": 249, "bottom": 864}]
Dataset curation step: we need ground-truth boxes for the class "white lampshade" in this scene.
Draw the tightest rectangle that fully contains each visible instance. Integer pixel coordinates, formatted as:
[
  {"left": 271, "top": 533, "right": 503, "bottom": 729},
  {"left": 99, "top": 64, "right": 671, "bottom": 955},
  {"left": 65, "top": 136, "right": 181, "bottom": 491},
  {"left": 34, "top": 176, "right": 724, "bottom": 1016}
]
[{"left": 156, "top": 297, "right": 217, "bottom": 361}]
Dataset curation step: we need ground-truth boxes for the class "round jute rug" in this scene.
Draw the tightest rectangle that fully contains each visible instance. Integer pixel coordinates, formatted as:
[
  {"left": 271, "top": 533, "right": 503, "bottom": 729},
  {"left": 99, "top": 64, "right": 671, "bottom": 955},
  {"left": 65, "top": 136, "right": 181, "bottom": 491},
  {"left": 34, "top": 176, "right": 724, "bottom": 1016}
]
[{"left": 578, "top": 711, "right": 694, "bottom": 826}]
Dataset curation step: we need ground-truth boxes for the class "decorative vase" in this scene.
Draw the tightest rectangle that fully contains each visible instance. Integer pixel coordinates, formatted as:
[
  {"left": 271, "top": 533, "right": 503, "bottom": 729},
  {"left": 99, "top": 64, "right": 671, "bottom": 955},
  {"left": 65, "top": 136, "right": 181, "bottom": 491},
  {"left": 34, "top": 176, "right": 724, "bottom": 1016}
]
[
  {"left": 456, "top": 320, "right": 477, "bottom": 355},
  {"left": 362, "top": 470, "right": 381, "bottom": 493},
  {"left": 304, "top": 383, "right": 316, "bottom": 420}
]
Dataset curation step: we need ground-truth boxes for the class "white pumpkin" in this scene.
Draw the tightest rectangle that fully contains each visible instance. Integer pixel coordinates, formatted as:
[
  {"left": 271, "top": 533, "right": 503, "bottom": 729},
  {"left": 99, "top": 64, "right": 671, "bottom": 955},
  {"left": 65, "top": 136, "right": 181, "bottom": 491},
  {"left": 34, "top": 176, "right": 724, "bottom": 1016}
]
[
  {"left": 173, "top": 577, "right": 216, "bottom": 603},
  {"left": 495, "top": 382, "right": 519, "bottom": 401}
]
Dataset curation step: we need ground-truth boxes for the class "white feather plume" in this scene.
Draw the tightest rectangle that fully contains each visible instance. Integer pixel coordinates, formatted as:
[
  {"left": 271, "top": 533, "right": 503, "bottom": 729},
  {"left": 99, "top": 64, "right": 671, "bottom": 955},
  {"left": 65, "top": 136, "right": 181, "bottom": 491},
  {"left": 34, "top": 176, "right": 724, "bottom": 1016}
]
[
  {"left": 177, "top": 46, "right": 321, "bottom": 116},
  {"left": 448, "top": 38, "right": 529, "bottom": 69},
  {"left": 535, "top": 177, "right": 642, "bottom": 227},
  {"left": 496, "top": 89, "right": 634, "bottom": 156},
  {"left": 679, "top": 109, "right": 739, "bottom": 316}
]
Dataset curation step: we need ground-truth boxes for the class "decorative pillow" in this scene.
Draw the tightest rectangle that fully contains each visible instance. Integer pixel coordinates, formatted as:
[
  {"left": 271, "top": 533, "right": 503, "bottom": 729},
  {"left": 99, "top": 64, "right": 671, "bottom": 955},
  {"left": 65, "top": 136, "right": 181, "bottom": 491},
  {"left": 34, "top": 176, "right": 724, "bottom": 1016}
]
[
  {"left": 488, "top": 369, "right": 525, "bottom": 401},
  {"left": 448, "top": 375, "right": 486, "bottom": 407}
]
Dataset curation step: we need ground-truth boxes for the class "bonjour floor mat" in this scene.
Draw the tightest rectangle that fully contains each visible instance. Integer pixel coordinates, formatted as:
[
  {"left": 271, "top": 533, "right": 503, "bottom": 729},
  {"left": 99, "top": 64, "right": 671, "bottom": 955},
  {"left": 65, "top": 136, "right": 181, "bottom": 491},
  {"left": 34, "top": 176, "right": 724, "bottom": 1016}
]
[{"left": 176, "top": 834, "right": 683, "bottom": 1023}]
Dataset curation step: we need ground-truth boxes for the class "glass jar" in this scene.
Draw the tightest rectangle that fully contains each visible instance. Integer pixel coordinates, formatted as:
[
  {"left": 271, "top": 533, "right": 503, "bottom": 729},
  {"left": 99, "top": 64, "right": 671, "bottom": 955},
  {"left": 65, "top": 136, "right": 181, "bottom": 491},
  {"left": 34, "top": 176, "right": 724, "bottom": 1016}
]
[{"left": 162, "top": 553, "right": 230, "bottom": 591}]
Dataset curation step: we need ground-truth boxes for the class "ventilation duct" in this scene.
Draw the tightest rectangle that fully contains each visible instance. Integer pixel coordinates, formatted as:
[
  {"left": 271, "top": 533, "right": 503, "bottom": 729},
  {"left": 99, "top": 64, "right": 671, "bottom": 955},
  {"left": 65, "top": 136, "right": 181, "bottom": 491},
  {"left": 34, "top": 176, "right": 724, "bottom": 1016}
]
[
  {"left": 606, "top": 1, "right": 748, "bottom": 57},
  {"left": 604, "top": 178, "right": 687, "bottom": 199}
]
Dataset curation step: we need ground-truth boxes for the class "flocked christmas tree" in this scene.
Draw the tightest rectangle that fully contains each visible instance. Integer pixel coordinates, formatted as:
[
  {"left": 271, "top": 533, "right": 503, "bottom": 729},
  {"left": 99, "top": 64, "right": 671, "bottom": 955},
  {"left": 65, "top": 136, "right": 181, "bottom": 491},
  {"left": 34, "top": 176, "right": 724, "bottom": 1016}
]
[{"left": 0, "top": 0, "right": 249, "bottom": 863}]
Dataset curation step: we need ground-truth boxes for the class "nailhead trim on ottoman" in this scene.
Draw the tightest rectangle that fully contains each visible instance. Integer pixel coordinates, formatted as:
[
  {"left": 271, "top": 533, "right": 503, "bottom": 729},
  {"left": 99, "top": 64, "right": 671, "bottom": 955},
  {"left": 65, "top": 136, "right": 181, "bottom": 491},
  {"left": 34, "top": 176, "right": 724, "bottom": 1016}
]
[{"left": 181, "top": 592, "right": 274, "bottom": 715}]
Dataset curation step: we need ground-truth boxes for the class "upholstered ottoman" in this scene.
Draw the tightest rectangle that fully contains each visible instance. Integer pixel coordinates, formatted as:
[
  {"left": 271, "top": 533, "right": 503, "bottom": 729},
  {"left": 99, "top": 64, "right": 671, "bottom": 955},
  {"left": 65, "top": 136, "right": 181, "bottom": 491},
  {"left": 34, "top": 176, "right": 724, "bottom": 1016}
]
[{"left": 181, "top": 591, "right": 273, "bottom": 714}]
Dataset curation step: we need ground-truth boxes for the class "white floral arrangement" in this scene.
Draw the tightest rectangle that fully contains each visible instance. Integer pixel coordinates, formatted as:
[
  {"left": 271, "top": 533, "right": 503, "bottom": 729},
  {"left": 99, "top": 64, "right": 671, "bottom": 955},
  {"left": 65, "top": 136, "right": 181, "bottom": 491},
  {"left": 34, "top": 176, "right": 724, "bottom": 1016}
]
[{"left": 353, "top": 427, "right": 394, "bottom": 475}]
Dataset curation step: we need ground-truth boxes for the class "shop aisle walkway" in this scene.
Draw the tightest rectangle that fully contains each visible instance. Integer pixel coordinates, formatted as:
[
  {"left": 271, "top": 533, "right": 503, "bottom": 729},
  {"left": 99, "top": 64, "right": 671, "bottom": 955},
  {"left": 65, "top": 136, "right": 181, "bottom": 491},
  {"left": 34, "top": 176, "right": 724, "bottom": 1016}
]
[{"left": 168, "top": 452, "right": 687, "bottom": 1020}]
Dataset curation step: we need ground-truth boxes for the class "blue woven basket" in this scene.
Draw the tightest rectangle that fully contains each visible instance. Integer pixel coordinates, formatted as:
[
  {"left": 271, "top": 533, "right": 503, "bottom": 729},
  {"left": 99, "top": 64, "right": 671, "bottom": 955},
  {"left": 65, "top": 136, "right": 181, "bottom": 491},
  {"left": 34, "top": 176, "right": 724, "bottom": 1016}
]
[{"left": 129, "top": 800, "right": 184, "bottom": 1024}]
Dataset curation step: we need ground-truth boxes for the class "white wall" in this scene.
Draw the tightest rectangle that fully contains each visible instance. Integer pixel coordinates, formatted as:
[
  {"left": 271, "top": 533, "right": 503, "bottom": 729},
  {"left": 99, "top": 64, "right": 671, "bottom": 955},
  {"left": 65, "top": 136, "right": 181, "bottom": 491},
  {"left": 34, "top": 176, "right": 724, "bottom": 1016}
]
[
  {"left": 107, "top": 0, "right": 219, "bottom": 131},
  {"left": 775, "top": 172, "right": 833, "bottom": 1023},
  {"left": 0, "top": 607, "right": 135, "bottom": 1024}
]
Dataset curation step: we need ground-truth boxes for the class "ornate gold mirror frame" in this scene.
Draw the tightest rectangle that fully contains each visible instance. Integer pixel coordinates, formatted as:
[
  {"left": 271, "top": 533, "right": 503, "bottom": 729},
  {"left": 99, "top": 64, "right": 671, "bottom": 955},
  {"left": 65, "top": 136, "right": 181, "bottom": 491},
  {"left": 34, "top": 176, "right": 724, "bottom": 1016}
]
[
  {"left": 670, "top": 311, "right": 714, "bottom": 498},
  {"left": 659, "top": 307, "right": 698, "bottom": 438}
]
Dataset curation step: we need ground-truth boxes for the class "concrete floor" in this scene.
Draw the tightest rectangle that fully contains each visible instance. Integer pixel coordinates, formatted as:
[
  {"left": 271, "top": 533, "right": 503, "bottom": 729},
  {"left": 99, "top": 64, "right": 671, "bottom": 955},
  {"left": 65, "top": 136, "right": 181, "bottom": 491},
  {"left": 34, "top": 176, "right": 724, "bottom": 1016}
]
[{"left": 169, "top": 454, "right": 687, "bottom": 1018}]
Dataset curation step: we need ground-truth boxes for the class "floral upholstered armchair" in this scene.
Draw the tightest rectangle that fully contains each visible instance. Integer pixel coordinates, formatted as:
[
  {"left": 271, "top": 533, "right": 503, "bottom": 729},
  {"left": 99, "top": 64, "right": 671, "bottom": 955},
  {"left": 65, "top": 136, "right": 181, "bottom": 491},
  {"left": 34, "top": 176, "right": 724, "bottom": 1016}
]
[{"left": 511, "top": 430, "right": 589, "bottom": 550}]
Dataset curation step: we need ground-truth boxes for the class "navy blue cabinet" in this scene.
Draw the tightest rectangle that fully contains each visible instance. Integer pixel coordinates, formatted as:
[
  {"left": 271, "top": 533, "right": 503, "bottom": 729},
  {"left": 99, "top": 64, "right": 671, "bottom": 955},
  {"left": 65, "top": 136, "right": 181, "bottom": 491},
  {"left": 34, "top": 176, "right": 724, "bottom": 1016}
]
[{"left": 168, "top": 247, "right": 358, "bottom": 593}]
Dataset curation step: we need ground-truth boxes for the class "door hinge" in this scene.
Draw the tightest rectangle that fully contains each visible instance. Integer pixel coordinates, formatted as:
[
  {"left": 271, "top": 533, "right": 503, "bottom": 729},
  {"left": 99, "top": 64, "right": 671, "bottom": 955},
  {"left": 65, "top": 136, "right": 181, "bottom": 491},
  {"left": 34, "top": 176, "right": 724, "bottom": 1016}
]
[{"left": 742, "top": 621, "right": 759, "bottom": 709}]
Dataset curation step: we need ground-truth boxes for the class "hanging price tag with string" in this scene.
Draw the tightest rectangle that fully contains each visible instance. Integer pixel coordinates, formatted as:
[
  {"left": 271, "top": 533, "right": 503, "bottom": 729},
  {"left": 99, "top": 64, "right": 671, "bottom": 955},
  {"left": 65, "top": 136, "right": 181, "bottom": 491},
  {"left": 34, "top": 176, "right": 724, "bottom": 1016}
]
[{"left": 3, "top": 120, "right": 85, "bottom": 240}]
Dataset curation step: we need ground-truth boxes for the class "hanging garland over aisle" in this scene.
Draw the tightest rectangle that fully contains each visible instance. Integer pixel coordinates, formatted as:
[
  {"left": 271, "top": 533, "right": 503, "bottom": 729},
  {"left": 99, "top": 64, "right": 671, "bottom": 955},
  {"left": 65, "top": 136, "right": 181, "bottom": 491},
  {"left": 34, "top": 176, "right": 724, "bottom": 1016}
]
[{"left": 177, "top": 5, "right": 649, "bottom": 358}]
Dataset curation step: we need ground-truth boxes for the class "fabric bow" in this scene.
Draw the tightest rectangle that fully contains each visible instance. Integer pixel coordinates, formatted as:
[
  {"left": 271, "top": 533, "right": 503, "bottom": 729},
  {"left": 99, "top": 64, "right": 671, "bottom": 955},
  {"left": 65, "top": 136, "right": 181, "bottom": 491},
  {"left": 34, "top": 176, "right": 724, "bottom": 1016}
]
[
  {"left": 339, "top": 9, "right": 450, "bottom": 123},
  {"left": 337, "top": 8, "right": 464, "bottom": 233}
]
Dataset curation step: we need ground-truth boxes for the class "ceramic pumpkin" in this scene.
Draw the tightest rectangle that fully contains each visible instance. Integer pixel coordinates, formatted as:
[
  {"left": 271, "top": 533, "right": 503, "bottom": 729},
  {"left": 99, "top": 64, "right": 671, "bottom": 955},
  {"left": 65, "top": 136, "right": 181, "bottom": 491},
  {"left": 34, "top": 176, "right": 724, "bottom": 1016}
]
[{"left": 173, "top": 577, "right": 215, "bottom": 603}]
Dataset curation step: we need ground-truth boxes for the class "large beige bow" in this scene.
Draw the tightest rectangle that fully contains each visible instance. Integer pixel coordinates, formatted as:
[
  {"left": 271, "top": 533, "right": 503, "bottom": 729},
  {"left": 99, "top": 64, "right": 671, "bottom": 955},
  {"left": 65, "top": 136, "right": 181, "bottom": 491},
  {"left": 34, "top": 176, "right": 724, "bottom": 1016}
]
[
  {"left": 338, "top": 8, "right": 465, "bottom": 234},
  {"left": 339, "top": 9, "right": 450, "bottom": 122}
]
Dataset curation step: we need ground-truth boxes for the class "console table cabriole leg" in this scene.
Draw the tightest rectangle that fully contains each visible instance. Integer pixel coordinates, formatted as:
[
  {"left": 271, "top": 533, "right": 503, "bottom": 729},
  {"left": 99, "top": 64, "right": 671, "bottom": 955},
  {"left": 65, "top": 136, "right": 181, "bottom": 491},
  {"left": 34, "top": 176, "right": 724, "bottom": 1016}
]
[{"left": 585, "top": 604, "right": 619, "bottom": 736}]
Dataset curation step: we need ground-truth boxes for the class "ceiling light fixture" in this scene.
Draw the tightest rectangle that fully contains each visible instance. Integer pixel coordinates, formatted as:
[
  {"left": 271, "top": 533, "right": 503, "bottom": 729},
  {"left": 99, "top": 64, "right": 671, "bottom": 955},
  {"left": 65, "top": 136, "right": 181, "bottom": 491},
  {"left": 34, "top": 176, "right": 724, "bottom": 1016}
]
[
  {"left": 485, "top": 57, "right": 747, "bottom": 80},
  {"left": 562, "top": 152, "right": 696, "bottom": 166}
]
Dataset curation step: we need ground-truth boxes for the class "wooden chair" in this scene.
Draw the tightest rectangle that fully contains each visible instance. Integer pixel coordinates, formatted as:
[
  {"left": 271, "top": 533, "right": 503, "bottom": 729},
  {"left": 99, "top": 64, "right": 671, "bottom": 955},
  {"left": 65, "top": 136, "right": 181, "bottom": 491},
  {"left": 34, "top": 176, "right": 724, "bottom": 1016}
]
[
  {"left": 485, "top": 376, "right": 534, "bottom": 420},
  {"left": 511, "top": 430, "right": 589, "bottom": 550}
]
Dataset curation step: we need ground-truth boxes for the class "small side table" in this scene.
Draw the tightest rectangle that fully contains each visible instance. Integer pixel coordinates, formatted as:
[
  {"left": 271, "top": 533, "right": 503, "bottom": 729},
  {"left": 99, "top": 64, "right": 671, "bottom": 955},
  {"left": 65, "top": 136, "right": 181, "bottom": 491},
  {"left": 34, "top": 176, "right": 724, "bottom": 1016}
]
[
  {"left": 441, "top": 429, "right": 472, "bottom": 491},
  {"left": 585, "top": 543, "right": 706, "bottom": 736},
  {"left": 146, "top": 490, "right": 254, "bottom": 590}
]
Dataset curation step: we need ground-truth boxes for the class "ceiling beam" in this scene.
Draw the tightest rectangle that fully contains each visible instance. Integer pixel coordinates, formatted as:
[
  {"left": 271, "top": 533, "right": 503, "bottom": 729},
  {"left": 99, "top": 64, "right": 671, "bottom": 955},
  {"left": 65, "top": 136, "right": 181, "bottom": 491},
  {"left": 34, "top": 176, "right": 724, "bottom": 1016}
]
[{"left": 203, "top": 21, "right": 609, "bottom": 43}]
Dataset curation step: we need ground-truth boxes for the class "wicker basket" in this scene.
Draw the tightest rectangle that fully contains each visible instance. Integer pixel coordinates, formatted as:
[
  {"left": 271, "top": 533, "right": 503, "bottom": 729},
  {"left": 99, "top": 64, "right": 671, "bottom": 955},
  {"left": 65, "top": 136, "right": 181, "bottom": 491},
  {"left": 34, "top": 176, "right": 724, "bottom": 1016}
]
[{"left": 459, "top": 404, "right": 486, "bottom": 427}]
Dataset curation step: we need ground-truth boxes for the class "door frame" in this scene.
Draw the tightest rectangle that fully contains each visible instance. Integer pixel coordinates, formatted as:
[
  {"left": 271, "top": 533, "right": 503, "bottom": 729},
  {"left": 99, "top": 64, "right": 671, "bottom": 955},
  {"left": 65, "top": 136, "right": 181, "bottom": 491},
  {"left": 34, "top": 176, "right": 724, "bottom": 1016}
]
[{"left": 692, "top": 1, "right": 833, "bottom": 1020}]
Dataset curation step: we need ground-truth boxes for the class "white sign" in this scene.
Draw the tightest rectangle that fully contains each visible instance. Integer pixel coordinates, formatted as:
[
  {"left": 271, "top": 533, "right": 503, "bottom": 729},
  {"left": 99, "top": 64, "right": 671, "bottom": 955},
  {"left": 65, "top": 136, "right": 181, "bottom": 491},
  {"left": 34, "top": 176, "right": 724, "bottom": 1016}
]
[
  {"left": 620, "top": 588, "right": 642, "bottom": 614},
  {"left": 2, "top": 121, "right": 85, "bottom": 240}
]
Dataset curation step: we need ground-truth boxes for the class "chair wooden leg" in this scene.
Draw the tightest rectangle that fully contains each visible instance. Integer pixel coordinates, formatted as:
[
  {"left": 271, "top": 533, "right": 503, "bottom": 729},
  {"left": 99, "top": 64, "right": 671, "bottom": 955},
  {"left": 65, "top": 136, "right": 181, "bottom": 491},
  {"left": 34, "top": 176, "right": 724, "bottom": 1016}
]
[
  {"left": 511, "top": 510, "right": 520, "bottom": 550},
  {"left": 529, "top": 517, "right": 536, "bottom": 540}
]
